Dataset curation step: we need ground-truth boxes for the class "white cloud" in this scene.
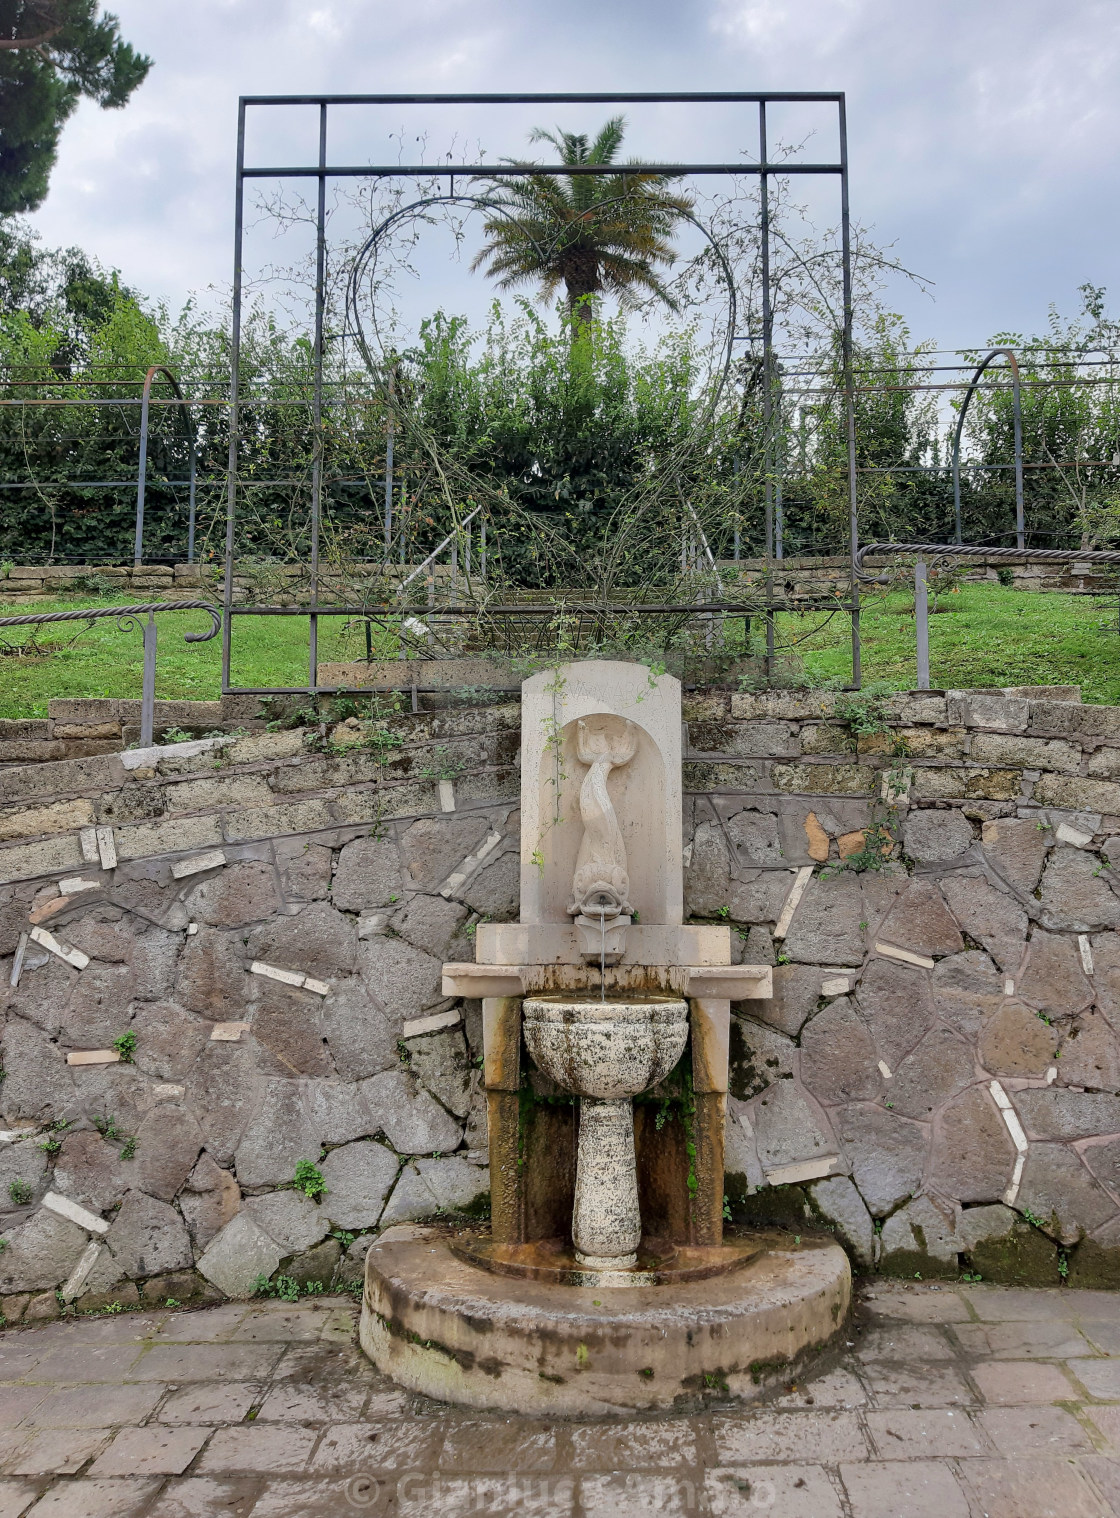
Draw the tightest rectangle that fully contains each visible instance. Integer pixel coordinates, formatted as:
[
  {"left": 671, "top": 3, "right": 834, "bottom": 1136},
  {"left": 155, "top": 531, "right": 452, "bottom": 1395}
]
[{"left": 20, "top": 0, "right": 1120, "bottom": 347}]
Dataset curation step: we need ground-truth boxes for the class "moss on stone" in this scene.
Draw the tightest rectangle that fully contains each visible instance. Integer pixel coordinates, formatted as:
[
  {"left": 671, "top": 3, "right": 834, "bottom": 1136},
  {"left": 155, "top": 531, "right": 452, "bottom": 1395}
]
[
  {"left": 727, "top": 1018, "right": 784, "bottom": 1102},
  {"left": 878, "top": 1248, "right": 958, "bottom": 1281},
  {"left": 1067, "top": 1239, "right": 1120, "bottom": 1289},
  {"left": 965, "top": 1226, "right": 1061, "bottom": 1286},
  {"left": 725, "top": 1182, "right": 813, "bottom": 1232}
]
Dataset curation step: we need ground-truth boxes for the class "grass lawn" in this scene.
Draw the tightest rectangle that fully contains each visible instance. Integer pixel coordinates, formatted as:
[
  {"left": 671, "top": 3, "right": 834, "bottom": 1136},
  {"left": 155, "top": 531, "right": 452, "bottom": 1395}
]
[
  {"left": 0, "top": 583, "right": 1118, "bottom": 718},
  {"left": 772, "top": 583, "right": 1120, "bottom": 705},
  {"left": 0, "top": 598, "right": 393, "bottom": 719}
]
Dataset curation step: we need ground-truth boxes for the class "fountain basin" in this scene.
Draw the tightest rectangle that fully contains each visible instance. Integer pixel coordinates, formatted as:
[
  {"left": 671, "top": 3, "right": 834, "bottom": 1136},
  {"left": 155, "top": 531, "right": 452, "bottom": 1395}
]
[
  {"left": 360, "top": 1224, "right": 852, "bottom": 1414},
  {"left": 522, "top": 994, "right": 688, "bottom": 1098}
]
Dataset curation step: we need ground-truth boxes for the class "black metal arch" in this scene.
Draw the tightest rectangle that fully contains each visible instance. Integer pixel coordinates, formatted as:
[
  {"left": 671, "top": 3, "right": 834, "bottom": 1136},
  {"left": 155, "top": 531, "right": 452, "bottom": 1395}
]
[
  {"left": 134, "top": 365, "right": 199, "bottom": 566},
  {"left": 950, "top": 348, "right": 1023, "bottom": 549}
]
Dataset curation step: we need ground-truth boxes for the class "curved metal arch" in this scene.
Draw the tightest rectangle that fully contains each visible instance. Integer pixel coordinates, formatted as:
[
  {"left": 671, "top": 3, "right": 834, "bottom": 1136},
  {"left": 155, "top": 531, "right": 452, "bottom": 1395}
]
[
  {"left": 343, "top": 189, "right": 743, "bottom": 601},
  {"left": 135, "top": 365, "right": 200, "bottom": 566},
  {"left": 344, "top": 189, "right": 742, "bottom": 420},
  {"left": 950, "top": 348, "right": 1023, "bottom": 549}
]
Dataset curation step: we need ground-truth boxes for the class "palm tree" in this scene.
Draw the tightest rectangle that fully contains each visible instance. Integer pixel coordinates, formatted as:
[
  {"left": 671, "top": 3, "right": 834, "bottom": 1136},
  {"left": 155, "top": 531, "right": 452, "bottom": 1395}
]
[{"left": 471, "top": 116, "right": 693, "bottom": 328}]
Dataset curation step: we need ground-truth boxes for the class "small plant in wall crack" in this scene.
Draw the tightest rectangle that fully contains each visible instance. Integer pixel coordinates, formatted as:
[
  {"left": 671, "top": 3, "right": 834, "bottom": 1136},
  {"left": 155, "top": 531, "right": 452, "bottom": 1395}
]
[
  {"left": 112, "top": 1030, "right": 137, "bottom": 1064},
  {"left": 93, "top": 1115, "right": 122, "bottom": 1141},
  {"left": 120, "top": 1136, "right": 138, "bottom": 1161},
  {"left": 292, "top": 1160, "right": 327, "bottom": 1200},
  {"left": 8, "top": 1180, "right": 32, "bottom": 1206},
  {"left": 38, "top": 1119, "right": 70, "bottom": 1156}
]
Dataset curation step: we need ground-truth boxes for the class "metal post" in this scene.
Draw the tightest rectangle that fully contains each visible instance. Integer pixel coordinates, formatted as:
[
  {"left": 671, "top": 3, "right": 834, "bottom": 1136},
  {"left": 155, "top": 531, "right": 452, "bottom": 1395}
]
[
  {"left": 140, "top": 613, "right": 157, "bottom": 746},
  {"left": 308, "top": 102, "right": 328, "bottom": 694},
  {"left": 134, "top": 375, "right": 152, "bottom": 566},
  {"left": 914, "top": 556, "right": 930, "bottom": 690},
  {"left": 1011, "top": 359, "right": 1025, "bottom": 550},
  {"left": 223, "top": 100, "right": 247, "bottom": 694},
  {"left": 759, "top": 102, "right": 776, "bottom": 678},
  {"left": 839, "top": 96, "right": 861, "bottom": 688},
  {"left": 186, "top": 436, "right": 197, "bottom": 566},
  {"left": 480, "top": 517, "right": 487, "bottom": 580},
  {"left": 775, "top": 471, "right": 784, "bottom": 561},
  {"left": 732, "top": 452, "right": 741, "bottom": 561},
  {"left": 384, "top": 363, "right": 396, "bottom": 552}
]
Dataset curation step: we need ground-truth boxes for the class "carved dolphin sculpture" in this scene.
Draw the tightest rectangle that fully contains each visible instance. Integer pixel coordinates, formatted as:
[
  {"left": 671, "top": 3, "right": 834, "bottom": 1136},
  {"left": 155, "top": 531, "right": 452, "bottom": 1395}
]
[{"left": 568, "top": 717, "right": 638, "bottom": 920}]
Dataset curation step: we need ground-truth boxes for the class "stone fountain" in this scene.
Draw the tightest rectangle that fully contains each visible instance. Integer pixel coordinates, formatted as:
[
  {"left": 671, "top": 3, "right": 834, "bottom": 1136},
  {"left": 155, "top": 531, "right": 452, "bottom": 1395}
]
[{"left": 360, "top": 661, "right": 850, "bottom": 1411}]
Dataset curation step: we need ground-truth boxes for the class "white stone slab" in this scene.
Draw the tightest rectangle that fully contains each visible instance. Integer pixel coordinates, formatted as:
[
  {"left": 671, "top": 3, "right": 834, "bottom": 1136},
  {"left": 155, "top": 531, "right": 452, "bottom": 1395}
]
[
  {"left": 42, "top": 1192, "right": 108, "bottom": 1235},
  {"left": 1004, "top": 1150, "right": 1026, "bottom": 1207},
  {"left": 187, "top": 922, "right": 199, "bottom": 935},
  {"left": 210, "top": 1022, "right": 251, "bottom": 1041},
  {"left": 1004, "top": 978, "right": 1015, "bottom": 995},
  {"left": 79, "top": 826, "right": 100, "bottom": 865},
  {"left": 1079, "top": 935, "right": 1094, "bottom": 974},
  {"left": 153, "top": 1083, "right": 186, "bottom": 1098},
  {"left": 765, "top": 1156, "right": 840, "bottom": 1186},
  {"left": 95, "top": 826, "right": 117, "bottom": 871},
  {"left": 878, "top": 1060, "right": 893, "bottom": 1078},
  {"left": 685, "top": 965, "right": 771, "bottom": 999},
  {"left": 9, "top": 932, "right": 27, "bottom": 989},
  {"left": 29, "top": 927, "right": 89, "bottom": 971},
  {"left": 821, "top": 976, "right": 850, "bottom": 997},
  {"left": 58, "top": 878, "right": 100, "bottom": 896},
  {"left": 66, "top": 1050, "right": 120, "bottom": 1066},
  {"left": 1056, "top": 822, "right": 1094, "bottom": 848},
  {"left": 441, "top": 831, "right": 502, "bottom": 898},
  {"left": 171, "top": 849, "right": 227, "bottom": 879},
  {"left": 989, "top": 1080, "right": 1029, "bottom": 1153},
  {"left": 250, "top": 961, "right": 304, "bottom": 987},
  {"left": 519, "top": 662, "right": 683, "bottom": 928},
  {"left": 403, "top": 1009, "right": 463, "bottom": 1039},
  {"left": 443, "top": 963, "right": 525, "bottom": 998},
  {"left": 773, "top": 868, "right": 813, "bottom": 940},
  {"left": 438, "top": 780, "right": 456, "bottom": 813},
  {"left": 61, "top": 1240, "right": 105, "bottom": 1303},
  {"left": 358, "top": 913, "right": 391, "bottom": 938},
  {"left": 303, "top": 977, "right": 330, "bottom": 996},
  {"left": 874, "top": 942, "right": 935, "bottom": 970},
  {"left": 121, "top": 735, "right": 228, "bottom": 770}
]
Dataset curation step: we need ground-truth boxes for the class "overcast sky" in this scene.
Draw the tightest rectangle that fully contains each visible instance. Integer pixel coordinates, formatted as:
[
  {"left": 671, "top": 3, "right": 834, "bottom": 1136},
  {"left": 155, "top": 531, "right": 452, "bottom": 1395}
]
[{"left": 23, "top": 0, "right": 1120, "bottom": 352}]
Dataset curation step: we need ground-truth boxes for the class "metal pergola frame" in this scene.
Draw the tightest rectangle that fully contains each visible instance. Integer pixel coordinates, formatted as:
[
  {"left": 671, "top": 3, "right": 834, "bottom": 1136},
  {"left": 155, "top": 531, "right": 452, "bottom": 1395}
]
[{"left": 221, "top": 90, "right": 858, "bottom": 696}]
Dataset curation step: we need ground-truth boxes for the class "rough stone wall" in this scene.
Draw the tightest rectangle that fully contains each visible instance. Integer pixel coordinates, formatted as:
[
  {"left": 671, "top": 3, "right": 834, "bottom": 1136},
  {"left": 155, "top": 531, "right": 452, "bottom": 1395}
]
[
  {"left": 0, "top": 708, "right": 518, "bottom": 1321},
  {"left": 4, "top": 683, "right": 1120, "bottom": 1313},
  {"left": 686, "top": 686, "right": 1120, "bottom": 1288}
]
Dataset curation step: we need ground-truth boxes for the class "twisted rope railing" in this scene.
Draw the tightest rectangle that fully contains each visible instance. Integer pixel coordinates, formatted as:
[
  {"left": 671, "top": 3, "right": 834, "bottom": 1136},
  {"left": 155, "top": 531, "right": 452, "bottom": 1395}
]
[
  {"left": 0, "top": 601, "right": 222, "bottom": 745},
  {"left": 855, "top": 542, "right": 1120, "bottom": 575}
]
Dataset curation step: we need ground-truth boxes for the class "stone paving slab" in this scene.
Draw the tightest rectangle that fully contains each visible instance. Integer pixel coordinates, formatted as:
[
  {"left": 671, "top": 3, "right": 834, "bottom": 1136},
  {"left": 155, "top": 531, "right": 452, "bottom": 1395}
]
[{"left": 1, "top": 1282, "right": 1120, "bottom": 1512}]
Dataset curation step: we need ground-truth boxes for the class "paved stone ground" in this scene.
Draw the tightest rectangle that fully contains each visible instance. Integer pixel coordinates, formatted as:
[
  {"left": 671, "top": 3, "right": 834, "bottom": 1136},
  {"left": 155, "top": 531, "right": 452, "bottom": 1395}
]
[{"left": 0, "top": 1282, "right": 1120, "bottom": 1515}]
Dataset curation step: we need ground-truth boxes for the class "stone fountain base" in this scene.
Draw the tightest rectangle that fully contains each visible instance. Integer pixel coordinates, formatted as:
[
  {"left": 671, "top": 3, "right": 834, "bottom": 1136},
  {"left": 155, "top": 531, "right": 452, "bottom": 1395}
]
[{"left": 359, "top": 1225, "right": 851, "bottom": 1414}]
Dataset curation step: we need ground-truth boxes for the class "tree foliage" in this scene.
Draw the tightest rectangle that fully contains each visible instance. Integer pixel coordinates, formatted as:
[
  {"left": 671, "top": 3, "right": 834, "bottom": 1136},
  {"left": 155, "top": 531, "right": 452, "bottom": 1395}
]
[
  {"left": 472, "top": 117, "right": 694, "bottom": 326},
  {"left": 0, "top": 0, "right": 151, "bottom": 214}
]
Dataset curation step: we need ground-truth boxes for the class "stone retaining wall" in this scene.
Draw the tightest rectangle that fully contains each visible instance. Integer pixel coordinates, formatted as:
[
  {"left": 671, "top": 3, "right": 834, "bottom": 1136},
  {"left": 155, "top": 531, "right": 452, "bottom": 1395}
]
[{"left": 3, "top": 683, "right": 1120, "bottom": 1317}]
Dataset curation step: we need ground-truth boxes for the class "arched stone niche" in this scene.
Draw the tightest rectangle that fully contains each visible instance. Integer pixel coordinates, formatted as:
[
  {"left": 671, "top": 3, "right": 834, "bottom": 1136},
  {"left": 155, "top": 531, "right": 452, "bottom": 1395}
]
[{"left": 520, "top": 661, "right": 683, "bottom": 930}]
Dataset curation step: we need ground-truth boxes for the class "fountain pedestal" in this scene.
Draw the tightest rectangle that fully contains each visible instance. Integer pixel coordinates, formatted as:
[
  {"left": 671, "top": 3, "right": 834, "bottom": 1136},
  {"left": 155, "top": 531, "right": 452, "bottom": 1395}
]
[{"left": 523, "top": 995, "right": 689, "bottom": 1269}]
